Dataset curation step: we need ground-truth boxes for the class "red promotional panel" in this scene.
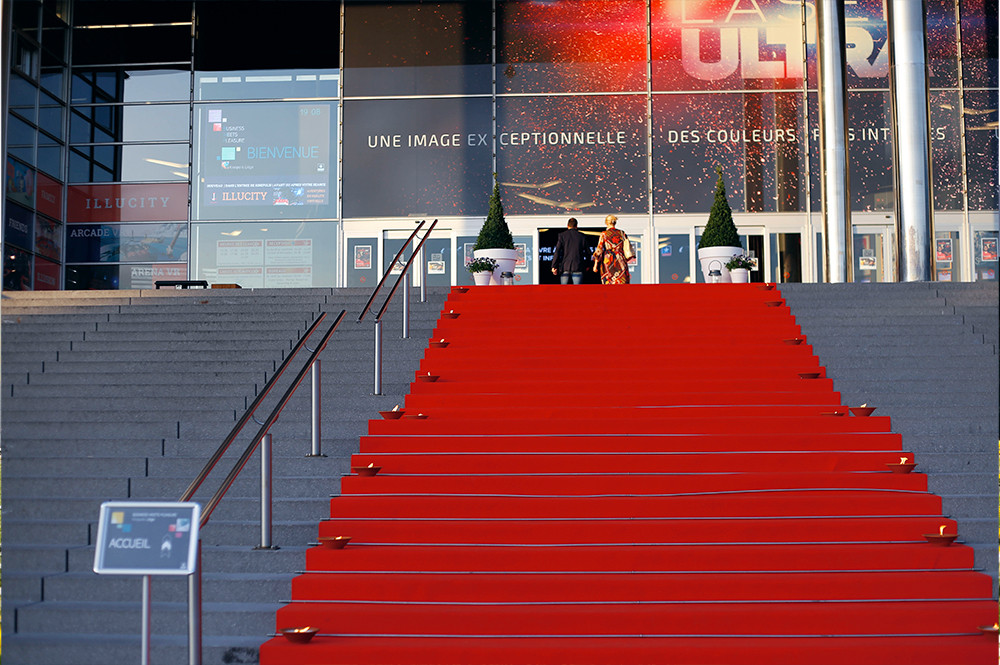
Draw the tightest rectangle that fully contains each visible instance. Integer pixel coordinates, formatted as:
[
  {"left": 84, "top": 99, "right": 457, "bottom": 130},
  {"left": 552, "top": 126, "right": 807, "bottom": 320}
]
[
  {"left": 33, "top": 257, "right": 60, "bottom": 291},
  {"left": 36, "top": 172, "right": 63, "bottom": 221},
  {"left": 67, "top": 183, "right": 189, "bottom": 223}
]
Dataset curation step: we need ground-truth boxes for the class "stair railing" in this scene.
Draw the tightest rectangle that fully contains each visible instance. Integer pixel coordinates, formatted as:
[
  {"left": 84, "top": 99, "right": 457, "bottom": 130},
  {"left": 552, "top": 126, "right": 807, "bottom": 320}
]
[
  {"left": 178, "top": 309, "right": 345, "bottom": 665},
  {"left": 359, "top": 219, "right": 438, "bottom": 395}
]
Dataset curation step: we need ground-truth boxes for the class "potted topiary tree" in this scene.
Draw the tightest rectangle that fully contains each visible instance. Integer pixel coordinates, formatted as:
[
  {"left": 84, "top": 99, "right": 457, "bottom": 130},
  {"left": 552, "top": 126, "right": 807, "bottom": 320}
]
[
  {"left": 697, "top": 166, "right": 744, "bottom": 283},
  {"left": 472, "top": 174, "right": 517, "bottom": 284}
]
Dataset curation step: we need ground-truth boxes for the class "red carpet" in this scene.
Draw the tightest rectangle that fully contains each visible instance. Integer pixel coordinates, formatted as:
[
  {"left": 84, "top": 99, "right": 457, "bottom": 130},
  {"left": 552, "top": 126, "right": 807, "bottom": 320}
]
[{"left": 260, "top": 284, "right": 996, "bottom": 664}]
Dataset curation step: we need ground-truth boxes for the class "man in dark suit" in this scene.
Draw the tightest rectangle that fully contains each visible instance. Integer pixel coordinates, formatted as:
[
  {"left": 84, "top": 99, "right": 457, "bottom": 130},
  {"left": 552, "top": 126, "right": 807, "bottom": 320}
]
[{"left": 550, "top": 217, "right": 588, "bottom": 284}]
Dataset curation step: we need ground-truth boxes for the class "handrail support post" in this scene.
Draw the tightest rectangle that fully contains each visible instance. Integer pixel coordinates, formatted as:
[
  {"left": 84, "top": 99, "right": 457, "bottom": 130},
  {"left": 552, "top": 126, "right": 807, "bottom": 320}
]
[
  {"left": 402, "top": 270, "right": 410, "bottom": 339},
  {"left": 373, "top": 319, "right": 383, "bottom": 395},
  {"left": 141, "top": 575, "right": 152, "bottom": 665},
  {"left": 307, "top": 360, "right": 325, "bottom": 457},
  {"left": 188, "top": 540, "right": 202, "bottom": 665},
  {"left": 419, "top": 241, "right": 427, "bottom": 303},
  {"left": 254, "top": 433, "right": 277, "bottom": 550}
]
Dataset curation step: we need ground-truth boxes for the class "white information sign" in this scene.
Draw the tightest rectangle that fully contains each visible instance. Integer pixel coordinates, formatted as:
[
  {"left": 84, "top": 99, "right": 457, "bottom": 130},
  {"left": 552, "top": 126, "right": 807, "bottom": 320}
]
[{"left": 93, "top": 502, "right": 200, "bottom": 576}]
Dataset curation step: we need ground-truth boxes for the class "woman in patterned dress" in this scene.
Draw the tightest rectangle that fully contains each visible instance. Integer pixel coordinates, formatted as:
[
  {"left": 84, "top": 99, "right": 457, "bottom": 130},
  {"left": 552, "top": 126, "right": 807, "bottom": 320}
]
[{"left": 591, "top": 214, "right": 631, "bottom": 284}]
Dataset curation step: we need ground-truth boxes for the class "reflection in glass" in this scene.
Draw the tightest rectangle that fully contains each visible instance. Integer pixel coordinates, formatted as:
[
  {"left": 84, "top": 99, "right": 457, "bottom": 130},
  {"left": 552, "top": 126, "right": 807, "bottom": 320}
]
[
  {"left": 343, "top": 2, "right": 491, "bottom": 97},
  {"left": 497, "top": 95, "right": 648, "bottom": 216},
  {"left": 853, "top": 232, "right": 885, "bottom": 283},
  {"left": 191, "top": 221, "right": 339, "bottom": 288},
  {"left": 657, "top": 233, "right": 691, "bottom": 283},
  {"left": 959, "top": 0, "right": 999, "bottom": 89},
  {"left": 121, "top": 144, "right": 190, "bottom": 181},
  {"left": 3, "top": 244, "right": 33, "bottom": 291},
  {"left": 38, "top": 102, "right": 63, "bottom": 139},
  {"left": 963, "top": 90, "right": 998, "bottom": 211},
  {"left": 776, "top": 232, "right": 802, "bottom": 282},
  {"left": 7, "top": 113, "right": 36, "bottom": 146},
  {"left": 72, "top": 68, "right": 191, "bottom": 104},
  {"left": 65, "top": 262, "right": 188, "bottom": 290},
  {"left": 36, "top": 146, "right": 62, "bottom": 178},
  {"left": 927, "top": 0, "right": 959, "bottom": 88},
  {"left": 847, "top": 90, "right": 894, "bottom": 211},
  {"left": 653, "top": 93, "right": 805, "bottom": 214},
  {"left": 122, "top": 105, "right": 190, "bottom": 142},
  {"left": 71, "top": 26, "right": 191, "bottom": 67},
  {"left": 498, "top": 0, "right": 646, "bottom": 94},
  {"left": 195, "top": 70, "right": 339, "bottom": 102},
  {"left": 930, "top": 90, "right": 963, "bottom": 211},
  {"left": 9, "top": 74, "right": 38, "bottom": 112}
]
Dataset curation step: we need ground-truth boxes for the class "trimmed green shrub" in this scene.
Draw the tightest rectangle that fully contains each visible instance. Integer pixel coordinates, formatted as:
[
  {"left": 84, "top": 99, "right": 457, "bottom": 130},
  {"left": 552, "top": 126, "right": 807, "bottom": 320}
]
[
  {"left": 474, "top": 175, "right": 515, "bottom": 251},
  {"left": 697, "top": 166, "right": 741, "bottom": 249}
]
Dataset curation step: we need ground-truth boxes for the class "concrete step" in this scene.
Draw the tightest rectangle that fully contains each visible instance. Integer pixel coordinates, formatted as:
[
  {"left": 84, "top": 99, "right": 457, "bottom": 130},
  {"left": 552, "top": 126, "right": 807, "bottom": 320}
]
[
  {"left": 66, "top": 543, "right": 309, "bottom": 575},
  {"left": 41, "top": 571, "right": 295, "bottom": 604},
  {"left": 914, "top": 453, "right": 998, "bottom": 473},
  {"left": 800, "top": 332, "right": 987, "bottom": 346},
  {"left": 128, "top": 474, "right": 344, "bottom": 500},
  {"left": 5, "top": 370, "right": 267, "bottom": 386},
  {"left": 8, "top": 495, "right": 327, "bottom": 523},
  {"left": 13, "top": 600, "right": 279, "bottom": 636},
  {"left": 830, "top": 379, "right": 998, "bottom": 396},
  {"left": 0, "top": 632, "right": 260, "bottom": 665},
  {"left": 2, "top": 408, "right": 239, "bottom": 423},
  {"left": 1, "top": 421, "right": 181, "bottom": 439},
  {"left": 793, "top": 315, "right": 967, "bottom": 327},
  {"left": 825, "top": 366, "right": 997, "bottom": 381},
  {"left": 895, "top": 433, "right": 999, "bottom": 454},
  {"left": 3, "top": 544, "right": 74, "bottom": 573},
  {"left": 924, "top": 473, "right": 998, "bottom": 496}
]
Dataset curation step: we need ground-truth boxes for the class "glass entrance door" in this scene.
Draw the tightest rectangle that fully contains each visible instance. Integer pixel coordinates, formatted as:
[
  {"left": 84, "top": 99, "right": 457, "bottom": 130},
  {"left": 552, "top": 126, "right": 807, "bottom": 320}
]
[
  {"left": 853, "top": 225, "right": 895, "bottom": 283},
  {"left": 384, "top": 227, "right": 452, "bottom": 288}
]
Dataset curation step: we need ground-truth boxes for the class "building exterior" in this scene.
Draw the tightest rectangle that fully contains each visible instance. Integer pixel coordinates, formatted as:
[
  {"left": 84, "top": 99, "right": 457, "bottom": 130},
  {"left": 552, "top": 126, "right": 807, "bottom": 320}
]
[{"left": 3, "top": 0, "right": 997, "bottom": 290}]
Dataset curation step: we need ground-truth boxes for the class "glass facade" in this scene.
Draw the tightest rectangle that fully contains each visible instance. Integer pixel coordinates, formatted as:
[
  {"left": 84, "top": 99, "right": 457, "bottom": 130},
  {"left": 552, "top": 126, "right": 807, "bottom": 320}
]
[{"left": 3, "top": 0, "right": 997, "bottom": 289}]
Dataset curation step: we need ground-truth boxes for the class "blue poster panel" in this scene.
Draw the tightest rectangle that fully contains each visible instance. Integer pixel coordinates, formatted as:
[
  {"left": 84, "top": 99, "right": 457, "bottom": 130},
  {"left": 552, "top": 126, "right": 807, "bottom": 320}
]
[
  {"left": 66, "top": 223, "right": 188, "bottom": 263},
  {"left": 5, "top": 202, "right": 33, "bottom": 250},
  {"left": 342, "top": 98, "right": 493, "bottom": 218},
  {"left": 193, "top": 101, "right": 339, "bottom": 221}
]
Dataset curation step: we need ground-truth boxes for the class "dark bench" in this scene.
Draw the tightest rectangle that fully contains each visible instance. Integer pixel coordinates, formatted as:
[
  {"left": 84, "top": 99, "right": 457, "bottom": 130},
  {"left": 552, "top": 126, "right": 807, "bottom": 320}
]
[{"left": 154, "top": 280, "right": 209, "bottom": 289}]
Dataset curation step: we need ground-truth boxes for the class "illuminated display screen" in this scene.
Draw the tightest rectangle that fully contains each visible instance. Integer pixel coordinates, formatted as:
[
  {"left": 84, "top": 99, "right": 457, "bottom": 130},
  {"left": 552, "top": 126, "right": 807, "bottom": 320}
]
[{"left": 193, "top": 102, "right": 336, "bottom": 220}]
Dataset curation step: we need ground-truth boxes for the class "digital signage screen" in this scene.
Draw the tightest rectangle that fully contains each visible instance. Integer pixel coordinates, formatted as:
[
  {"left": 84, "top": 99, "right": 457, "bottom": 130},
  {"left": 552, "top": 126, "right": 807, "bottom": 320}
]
[{"left": 193, "top": 102, "right": 337, "bottom": 220}]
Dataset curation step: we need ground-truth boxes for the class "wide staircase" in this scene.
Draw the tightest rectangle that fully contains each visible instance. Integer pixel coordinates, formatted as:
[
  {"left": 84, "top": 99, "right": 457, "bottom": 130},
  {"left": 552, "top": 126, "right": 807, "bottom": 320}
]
[
  {"left": 260, "top": 283, "right": 998, "bottom": 665},
  {"left": 1, "top": 286, "right": 449, "bottom": 665}
]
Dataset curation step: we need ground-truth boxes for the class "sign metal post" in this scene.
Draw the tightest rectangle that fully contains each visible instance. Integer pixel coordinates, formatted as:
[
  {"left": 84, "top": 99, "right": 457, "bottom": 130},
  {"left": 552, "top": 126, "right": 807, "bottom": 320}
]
[{"left": 93, "top": 501, "right": 202, "bottom": 664}]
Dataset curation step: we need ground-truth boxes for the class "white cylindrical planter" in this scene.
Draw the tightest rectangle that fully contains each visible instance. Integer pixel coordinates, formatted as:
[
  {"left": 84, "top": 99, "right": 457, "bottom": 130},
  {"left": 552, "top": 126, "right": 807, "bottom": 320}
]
[
  {"left": 697, "top": 246, "right": 743, "bottom": 283},
  {"left": 730, "top": 268, "right": 750, "bottom": 283},
  {"left": 473, "top": 248, "right": 518, "bottom": 285},
  {"left": 472, "top": 272, "right": 492, "bottom": 286}
]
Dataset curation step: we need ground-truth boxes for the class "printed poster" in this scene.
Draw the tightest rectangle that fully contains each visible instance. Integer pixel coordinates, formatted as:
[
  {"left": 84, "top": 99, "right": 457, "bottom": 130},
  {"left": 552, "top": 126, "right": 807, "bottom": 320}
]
[
  {"left": 935, "top": 238, "right": 953, "bottom": 262},
  {"left": 217, "top": 240, "right": 264, "bottom": 266},
  {"left": 354, "top": 245, "right": 372, "bottom": 269},
  {"left": 981, "top": 238, "right": 998, "bottom": 262}
]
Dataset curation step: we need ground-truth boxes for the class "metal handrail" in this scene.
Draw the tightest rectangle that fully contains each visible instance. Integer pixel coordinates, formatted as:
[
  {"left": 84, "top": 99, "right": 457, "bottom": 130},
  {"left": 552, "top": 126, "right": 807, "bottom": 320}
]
[
  {"left": 178, "top": 312, "right": 329, "bottom": 502},
  {"left": 197, "top": 309, "right": 345, "bottom": 528},
  {"left": 357, "top": 220, "right": 426, "bottom": 323},
  {"left": 374, "top": 219, "right": 438, "bottom": 322}
]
